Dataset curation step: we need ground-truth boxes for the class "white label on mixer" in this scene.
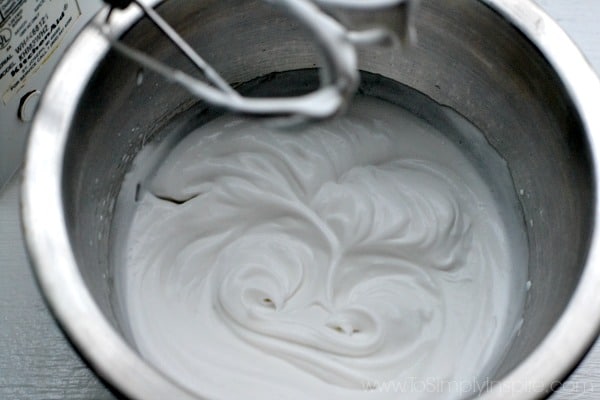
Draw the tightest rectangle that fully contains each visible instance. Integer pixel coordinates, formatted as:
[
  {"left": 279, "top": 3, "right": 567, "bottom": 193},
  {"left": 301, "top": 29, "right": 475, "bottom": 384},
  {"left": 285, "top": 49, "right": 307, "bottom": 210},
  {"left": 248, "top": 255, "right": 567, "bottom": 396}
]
[{"left": 0, "top": 0, "right": 81, "bottom": 104}]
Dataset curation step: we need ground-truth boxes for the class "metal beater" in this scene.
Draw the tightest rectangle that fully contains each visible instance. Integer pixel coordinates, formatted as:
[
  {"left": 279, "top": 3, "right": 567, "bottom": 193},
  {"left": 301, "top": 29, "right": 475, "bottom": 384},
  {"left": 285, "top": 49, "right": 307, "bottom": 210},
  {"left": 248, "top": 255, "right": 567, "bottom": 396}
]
[{"left": 100, "top": 0, "right": 417, "bottom": 120}]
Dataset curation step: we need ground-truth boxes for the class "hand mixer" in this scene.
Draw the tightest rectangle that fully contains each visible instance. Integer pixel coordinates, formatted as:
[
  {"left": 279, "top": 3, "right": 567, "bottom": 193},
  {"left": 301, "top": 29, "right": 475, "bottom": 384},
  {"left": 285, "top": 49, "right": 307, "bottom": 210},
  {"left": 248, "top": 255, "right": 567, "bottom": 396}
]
[{"left": 100, "top": 0, "right": 417, "bottom": 120}]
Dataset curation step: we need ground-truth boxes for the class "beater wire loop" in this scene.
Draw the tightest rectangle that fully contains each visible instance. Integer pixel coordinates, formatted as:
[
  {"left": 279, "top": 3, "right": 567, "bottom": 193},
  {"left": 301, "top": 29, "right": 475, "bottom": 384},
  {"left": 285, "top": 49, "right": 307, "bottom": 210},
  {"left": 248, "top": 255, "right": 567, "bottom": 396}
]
[{"left": 100, "top": 0, "right": 416, "bottom": 120}]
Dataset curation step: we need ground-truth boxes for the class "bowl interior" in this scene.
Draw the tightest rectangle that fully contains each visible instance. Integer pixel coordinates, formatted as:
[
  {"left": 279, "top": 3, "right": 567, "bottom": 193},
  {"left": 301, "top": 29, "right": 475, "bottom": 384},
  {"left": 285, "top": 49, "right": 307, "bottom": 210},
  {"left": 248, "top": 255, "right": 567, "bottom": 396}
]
[{"left": 61, "top": 0, "right": 593, "bottom": 392}]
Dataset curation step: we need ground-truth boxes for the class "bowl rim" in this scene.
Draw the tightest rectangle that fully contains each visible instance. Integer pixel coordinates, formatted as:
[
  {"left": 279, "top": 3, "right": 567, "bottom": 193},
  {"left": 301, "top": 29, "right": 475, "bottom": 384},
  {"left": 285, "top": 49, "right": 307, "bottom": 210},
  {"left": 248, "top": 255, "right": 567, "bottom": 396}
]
[{"left": 21, "top": 0, "right": 600, "bottom": 399}]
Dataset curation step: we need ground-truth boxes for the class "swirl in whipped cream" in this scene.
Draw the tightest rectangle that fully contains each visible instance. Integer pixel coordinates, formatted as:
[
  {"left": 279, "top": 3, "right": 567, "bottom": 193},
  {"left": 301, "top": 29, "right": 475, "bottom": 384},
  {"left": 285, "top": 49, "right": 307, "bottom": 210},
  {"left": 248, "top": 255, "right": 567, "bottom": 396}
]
[{"left": 117, "top": 96, "right": 526, "bottom": 400}]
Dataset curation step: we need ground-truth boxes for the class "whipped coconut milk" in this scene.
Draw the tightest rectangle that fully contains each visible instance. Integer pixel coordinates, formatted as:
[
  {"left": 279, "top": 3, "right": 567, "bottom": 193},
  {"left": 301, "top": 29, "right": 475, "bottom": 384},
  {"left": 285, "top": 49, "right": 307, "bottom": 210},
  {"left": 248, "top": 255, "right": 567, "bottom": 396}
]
[{"left": 113, "top": 95, "right": 528, "bottom": 400}]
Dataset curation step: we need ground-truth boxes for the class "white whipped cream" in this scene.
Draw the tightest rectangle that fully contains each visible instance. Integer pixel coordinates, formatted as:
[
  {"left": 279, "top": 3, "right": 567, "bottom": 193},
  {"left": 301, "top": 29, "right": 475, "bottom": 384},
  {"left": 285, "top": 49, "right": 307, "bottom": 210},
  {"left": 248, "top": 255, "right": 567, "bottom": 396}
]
[{"left": 116, "top": 96, "right": 527, "bottom": 400}]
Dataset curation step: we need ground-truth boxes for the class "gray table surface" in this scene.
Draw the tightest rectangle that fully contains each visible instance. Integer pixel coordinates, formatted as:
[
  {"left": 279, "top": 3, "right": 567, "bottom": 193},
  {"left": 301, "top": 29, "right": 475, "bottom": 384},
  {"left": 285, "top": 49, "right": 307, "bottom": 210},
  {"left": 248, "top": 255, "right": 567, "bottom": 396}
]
[{"left": 1, "top": 1, "right": 599, "bottom": 399}]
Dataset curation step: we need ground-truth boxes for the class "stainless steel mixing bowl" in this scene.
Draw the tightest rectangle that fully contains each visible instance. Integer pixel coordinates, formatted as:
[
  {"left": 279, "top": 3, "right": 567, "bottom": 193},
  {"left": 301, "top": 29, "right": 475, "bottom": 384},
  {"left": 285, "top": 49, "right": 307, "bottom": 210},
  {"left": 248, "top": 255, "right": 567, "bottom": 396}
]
[{"left": 21, "top": 0, "right": 600, "bottom": 399}]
